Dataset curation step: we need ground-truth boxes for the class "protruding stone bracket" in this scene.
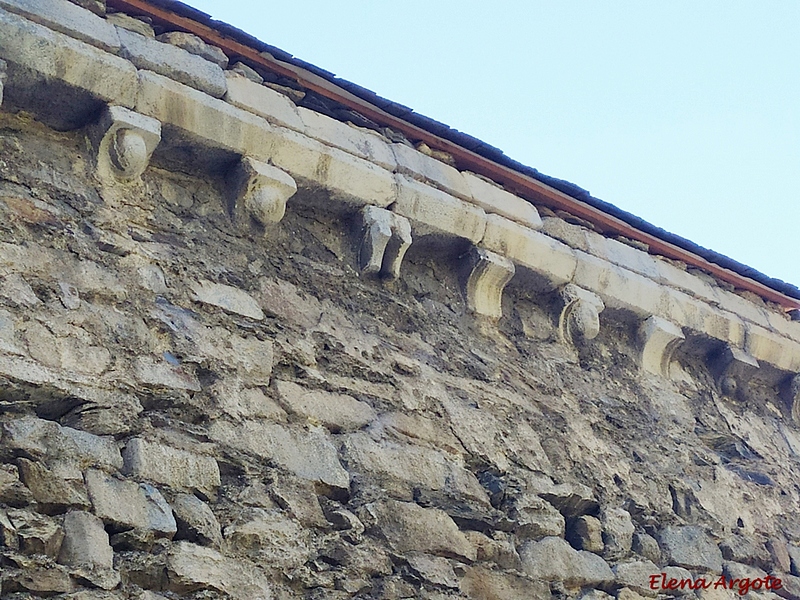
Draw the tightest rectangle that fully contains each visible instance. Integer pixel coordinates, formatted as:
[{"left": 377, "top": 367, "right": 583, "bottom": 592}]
[
  {"left": 558, "top": 284, "right": 605, "bottom": 344},
  {"left": 229, "top": 157, "right": 297, "bottom": 225},
  {"left": 639, "top": 316, "right": 685, "bottom": 377},
  {"left": 0, "top": 59, "right": 7, "bottom": 109},
  {"left": 90, "top": 105, "right": 161, "bottom": 182},
  {"left": 358, "top": 206, "right": 412, "bottom": 279},
  {"left": 461, "top": 247, "right": 515, "bottom": 319},
  {"left": 780, "top": 374, "right": 800, "bottom": 425},
  {"left": 709, "top": 345, "right": 760, "bottom": 399}
]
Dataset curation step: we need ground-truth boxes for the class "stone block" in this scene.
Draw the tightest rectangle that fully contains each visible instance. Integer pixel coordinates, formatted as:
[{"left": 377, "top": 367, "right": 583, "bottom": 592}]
[
  {"left": 745, "top": 324, "right": 800, "bottom": 373},
  {"left": 658, "top": 525, "right": 723, "bottom": 573},
  {"left": 135, "top": 70, "right": 274, "bottom": 163},
  {"left": 190, "top": 280, "right": 265, "bottom": 320},
  {"left": 357, "top": 205, "right": 412, "bottom": 279},
  {"left": 166, "top": 541, "right": 273, "bottom": 599},
  {"left": 134, "top": 356, "right": 202, "bottom": 392},
  {"left": 61, "top": 426, "right": 122, "bottom": 471},
  {"left": 223, "top": 509, "right": 311, "bottom": 569},
  {"left": 85, "top": 469, "right": 177, "bottom": 536},
  {"left": 601, "top": 507, "right": 635, "bottom": 560},
  {"left": 639, "top": 316, "right": 685, "bottom": 377},
  {"left": 462, "top": 171, "right": 543, "bottom": 228},
  {"left": 363, "top": 499, "right": 476, "bottom": 561},
  {"left": 156, "top": 31, "right": 228, "bottom": 68},
  {"left": 499, "top": 494, "right": 565, "bottom": 540},
  {"left": 172, "top": 493, "right": 222, "bottom": 547},
  {"left": 461, "top": 565, "right": 550, "bottom": 600},
  {"left": 708, "top": 345, "right": 760, "bottom": 399},
  {"left": 393, "top": 174, "right": 487, "bottom": 243},
  {"left": 461, "top": 247, "right": 515, "bottom": 319},
  {"left": 584, "top": 229, "right": 662, "bottom": 281},
  {"left": 540, "top": 216, "right": 591, "bottom": 251},
  {"left": 17, "top": 458, "right": 90, "bottom": 514},
  {"left": 268, "top": 126, "right": 397, "bottom": 208},
  {"left": 568, "top": 515, "right": 604, "bottom": 553},
  {"left": 118, "top": 27, "right": 226, "bottom": 98},
  {"left": 89, "top": 105, "right": 161, "bottom": 182},
  {"left": 406, "top": 553, "right": 459, "bottom": 588},
  {"left": 228, "top": 156, "right": 297, "bottom": 224},
  {"left": 519, "top": 536, "right": 615, "bottom": 587},
  {"left": 57, "top": 511, "right": 115, "bottom": 572},
  {"left": 275, "top": 380, "right": 376, "bottom": 432},
  {"left": 297, "top": 106, "right": 396, "bottom": 170},
  {"left": 0, "top": 58, "right": 5, "bottom": 107},
  {"left": 209, "top": 420, "right": 349, "bottom": 493},
  {"left": 612, "top": 560, "right": 660, "bottom": 597},
  {"left": 481, "top": 214, "right": 577, "bottom": 287},
  {"left": 0, "top": 463, "right": 34, "bottom": 506},
  {"left": 0, "top": 0, "right": 119, "bottom": 52},
  {"left": 558, "top": 283, "right": 605, "bottom": 343},
  {"left": 392, "top": 141, "right": 472, "bottom": 201},
  {"left": 122, "top": 439, "right": 220, "bottom": 499},
  {"left": 224, "top": 71, "right": 303, "bottom": 130},
  {"left": 0, "top": 8, "right": 137, "bottom": 126},
  {"left": 9, "top": 509, "right": 64, "bottom": 556},
  {"left": 342, "top": 432, "right": 487, "bottom": 504},
  {"left": 663, "top": 291, "right": 747, "bottom": 347}
]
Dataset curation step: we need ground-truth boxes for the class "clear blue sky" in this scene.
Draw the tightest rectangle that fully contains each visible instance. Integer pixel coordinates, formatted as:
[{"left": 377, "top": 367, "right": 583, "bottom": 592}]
[{"left": 190, "top": 1, "right": 800, "bottom": 288}]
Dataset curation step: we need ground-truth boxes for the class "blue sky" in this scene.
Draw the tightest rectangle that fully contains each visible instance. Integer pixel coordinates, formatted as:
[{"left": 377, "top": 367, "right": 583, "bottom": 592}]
[{"left": 190, "top": 1, "right": 800, "bottom": 287}]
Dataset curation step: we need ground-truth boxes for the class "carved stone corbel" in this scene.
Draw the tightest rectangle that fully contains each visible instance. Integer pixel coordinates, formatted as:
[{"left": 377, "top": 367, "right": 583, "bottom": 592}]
[
  {"left": 709, "top": 345, "right": 760, "bottom": 399},
  {"left": 461, "top": 247, "right": 515, "bottom": 319},
  {"left": 0, "top": 59, "right": 7, "bottom": 109},
  {"left": 91, "top": 105, "right": 161, "bottom": 182},
  {"left": 558, "top": 284, "right": 605, "bottom": 344},
  {"left": 780, "top": 374, "right": 800, "bottom": 424},
  {"left": 229, "top": 156, "right": 297, "bottom": 225},
  {"left": 358, "top": 206, "right": 412, "bottom": 279},
  {"left": 639, "top": 316, "right": 685, "bottom": 377}
]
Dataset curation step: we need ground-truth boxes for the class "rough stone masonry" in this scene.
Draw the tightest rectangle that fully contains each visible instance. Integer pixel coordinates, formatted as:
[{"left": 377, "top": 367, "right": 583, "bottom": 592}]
[{"left": 1, "top": 0, "right": 800, "bottom": 598}]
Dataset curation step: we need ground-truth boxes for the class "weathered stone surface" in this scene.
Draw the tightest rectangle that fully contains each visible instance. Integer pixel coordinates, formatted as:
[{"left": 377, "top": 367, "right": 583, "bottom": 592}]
[
  {"left": 462, "top": 171, "right": 543, "bottom": 229},
  {"left": 85, "top": 469, "right": 177, "bottom": 536},
  {"left": 209, "top": 420, "right": 349, "bottom": 492},
  {"left": 632, "top": 532, "right": 662, "bottom": 563},
  {"left": 9, "top": 509, "right": 64, "bottom": 556},
  {"left": 393, "top": 174, "right": 487, "bottom": 243},
  {"left": 363, "top": 499, "right": 476, "bottom": 562},
  {"left": 1, "top": 558, "right": 74, "bottom": 594},
  {"left": 569, "top": 515, "right": 604, "bottom": 553},
  {"left": 156, "top": 31, "right": 228, "bottom": 68},
  {"left": 135, "top": 70, "right": 274, "bottom": 162},
  {"left": 789, "top": 544, "right": 800, "bottom": 576},
  {"left": 532, "top": 480, "right": 599, "bottom": 518},
  {"left": 481, "top": 214, "right": 577, "bottom": 288},
  {"left": 191, "top": 280, "right": 265, "bottom": 320},
  {"left": 275, "top": 380, "right": 375, "bottom": 432},
  {"left": 171, "top": 492, "right": 222, "bottom": 547},
  {"left": 297, "top": 106, "right": 396, "bottom": 170},
  {"left": 461, "top": 246, "right": 515, "bottom": 319},
  {"left": 461, "top": 565, "right": 550, "bottom": 600},
  {"left": 105, "top": 11, "right": 152, "bottom": 36},
  {"left": 463, "top": 530, "right": 522, "bottom": 570},
  {"left": 89, "top": 105, "right": 161, "bottom": 182},
  {"left": 342, "top": 432, "right": 487, "bottom": 503},
  {"left": 122, "top": 439, "right": 220, "bottom": 499},
  {"left": 0, "top": 0, "right": 119, "bottom": 52},
  {"left": 134, "top": 356, "right": 202, "bottom": 392},
  {"left": 0, "top": 463, "right": 33, "bottom": 506},
  {"left": 613, "top": 560, "right": 661, "bottom": 597},
  {"left": 601, "top": 507, "right": 635, "bottom": 560},
  {"left": 640, "top": 315, "right": 685, "bottom": 377},
  {"left": 17, "top": 458, "right": 90, "bottom": 514},
  {"left": 223, "top": 509, "right": 311, "bottom": 569},
  {"left": 166, "top": 541, "right": 273, "bottom": 599},
  {"left": 118, "top": 27, "right": 226, "bottom": 98},
  {"left": 500, "top": 494, "right": 564, "bottom": 540},
  {"left": 358, "top": 205, "right": 412, "bottom": 279},
  {"left": 61, "top": 427, "right": 122, "bottom": 471},
  {"left": 658, "top": 526, "right": 723, "bottom": 573},
  {"left": 229, "top": 156, "right": 297, "bottom": 225},
  {"left": 0, "top": 8, "right": 137, "bottom": 125},
  {"left": 57, "top": 511, "right": 119, "bottom": 590},
  {"left": 406, "top": 553, "right": 459, "bottom": 589},
  {"left": 392, "top": 141, "right": 472, "bottom": 201},
  {"left": 519, "top": 536, "right": 614, "bottom": 587}
]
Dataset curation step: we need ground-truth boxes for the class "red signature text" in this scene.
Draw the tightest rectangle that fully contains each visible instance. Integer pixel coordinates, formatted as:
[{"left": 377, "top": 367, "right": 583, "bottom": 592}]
[{"left": 649, "top": 573, "right": 782, "bottom": 596}]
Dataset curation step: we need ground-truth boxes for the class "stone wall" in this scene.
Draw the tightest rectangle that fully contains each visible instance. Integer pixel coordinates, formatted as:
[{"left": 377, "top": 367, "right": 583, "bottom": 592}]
[{"left": 1, "top": 1, "right": 800, "bottom": 599}]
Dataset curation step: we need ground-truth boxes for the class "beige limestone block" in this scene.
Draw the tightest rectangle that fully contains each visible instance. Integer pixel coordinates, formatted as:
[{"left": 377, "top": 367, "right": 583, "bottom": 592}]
[
  {"left": 393, "top": 174, "right": 487, "bottom": 243},
  {"left": 0, "top": 0, "right": 120, "bottom": 52},
  {"left": 481, "top": 214, "right": 577, "bottom": 287},
  {"left": 268, "top": 126, "right": 397, "bottom": 208},
  {"left": 462, "top": 171, "right": 543, "bottom": 228},
  {"left": 0, "top": 8, "right": 137, "bottom": 105},
  {"left": 190, "top": 280, "right": 264, "bottom": 320},
  {"left": 745, "top": 324, "right": 800, "bottom": 373},
  {"left": 122, "top": 439, "right": 220, "bottom": 499},
  {"left": 274, "top": 380, "right": 376, "bottom": 432},
  {"left": 224, "top": 71, "right": 304, "bottom": 131},
  {"left": 135, "top": 70, "right": 274, "bottom": 162},
  {"left": 391, "top": 142, "right": 472, "bottom": 201},
  {"left": 297, "top": 106, "right": 397, "bottom": 170}
]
